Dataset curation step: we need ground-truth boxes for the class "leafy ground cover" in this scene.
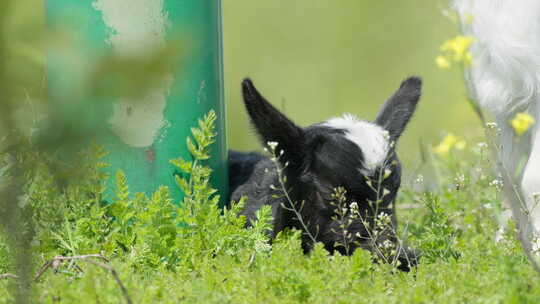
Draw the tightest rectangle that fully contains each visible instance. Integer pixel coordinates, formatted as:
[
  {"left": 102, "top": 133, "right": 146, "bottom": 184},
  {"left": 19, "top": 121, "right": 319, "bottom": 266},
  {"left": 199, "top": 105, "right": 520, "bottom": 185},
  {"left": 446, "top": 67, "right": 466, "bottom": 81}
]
[{"left": 1, "top": 112, "right": 539, "bottom": 304}]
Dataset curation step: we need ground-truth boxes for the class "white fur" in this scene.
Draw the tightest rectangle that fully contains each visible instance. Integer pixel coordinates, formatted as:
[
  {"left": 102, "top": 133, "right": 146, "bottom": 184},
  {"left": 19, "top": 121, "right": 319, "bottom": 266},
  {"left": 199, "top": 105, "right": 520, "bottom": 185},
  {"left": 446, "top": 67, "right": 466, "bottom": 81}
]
[
  {"left": 324, "top": 114, "right": 390, "bottom": 173},
  {"left": 454, "top": 0, "right": 540, "bottom": 115},
  {"left": 454, "top": 0, "right": 540, "bottom": 250}
]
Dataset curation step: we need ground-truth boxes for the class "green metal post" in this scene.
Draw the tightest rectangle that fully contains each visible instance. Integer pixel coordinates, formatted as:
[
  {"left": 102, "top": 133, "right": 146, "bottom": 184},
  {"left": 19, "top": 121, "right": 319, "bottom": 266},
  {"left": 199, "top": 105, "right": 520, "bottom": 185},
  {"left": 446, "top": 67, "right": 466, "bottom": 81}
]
[{"left": 46, "top": 0, "right": 227, "bottom": 202}]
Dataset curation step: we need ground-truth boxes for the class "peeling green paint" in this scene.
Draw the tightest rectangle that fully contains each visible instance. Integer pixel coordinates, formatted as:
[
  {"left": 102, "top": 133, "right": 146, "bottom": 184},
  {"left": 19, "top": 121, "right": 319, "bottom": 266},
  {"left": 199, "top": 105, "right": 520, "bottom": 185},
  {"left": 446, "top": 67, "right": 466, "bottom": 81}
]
[{"left": 46, "top": 0, "right": 227, "bottom": 203}]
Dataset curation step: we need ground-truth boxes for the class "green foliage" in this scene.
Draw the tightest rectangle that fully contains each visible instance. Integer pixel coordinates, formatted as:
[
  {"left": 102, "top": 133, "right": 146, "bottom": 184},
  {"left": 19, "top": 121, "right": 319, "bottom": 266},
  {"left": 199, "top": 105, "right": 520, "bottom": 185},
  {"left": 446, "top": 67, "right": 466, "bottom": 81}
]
[
  {"left": 2, "top": 114, "right": 540, "bottom": 303},
  {"left": 0, "top": 240, "right": 8, "bottom": 274},
  {"left": 8, "top": 111, "right": 271, "bottom": 276},
  {"left": 408, "top": 193, "right": 461, "bottom": 263}
]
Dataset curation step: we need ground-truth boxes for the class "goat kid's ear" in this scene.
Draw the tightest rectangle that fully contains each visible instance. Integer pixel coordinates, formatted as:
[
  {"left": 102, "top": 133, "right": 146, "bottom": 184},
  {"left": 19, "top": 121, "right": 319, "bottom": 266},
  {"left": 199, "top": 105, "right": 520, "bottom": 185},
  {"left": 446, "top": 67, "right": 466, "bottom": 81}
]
[
  {"left": 242, "top": 78, "right": 304, "bottom": 162},
  {"left": 374, "top": 76, "right": 422, "bottom": 142}
]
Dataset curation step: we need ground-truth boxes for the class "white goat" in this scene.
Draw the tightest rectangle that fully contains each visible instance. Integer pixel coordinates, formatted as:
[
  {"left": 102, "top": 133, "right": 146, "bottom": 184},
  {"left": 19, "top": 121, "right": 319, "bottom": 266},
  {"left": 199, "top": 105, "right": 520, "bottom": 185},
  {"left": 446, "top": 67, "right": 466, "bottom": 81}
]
[{"left": 454, "top": 0, "right": 540, "bottom": 250}]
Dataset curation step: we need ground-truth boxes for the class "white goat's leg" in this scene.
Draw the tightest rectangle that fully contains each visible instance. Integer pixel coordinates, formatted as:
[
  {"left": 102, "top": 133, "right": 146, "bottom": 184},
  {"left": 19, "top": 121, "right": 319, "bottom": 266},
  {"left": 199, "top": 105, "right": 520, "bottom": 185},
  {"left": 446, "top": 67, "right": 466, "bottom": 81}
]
[
  {"left": 495, "top": 115, "right": 534, "bottom": 245},
  {"left": 495, "top": 119, "right": 518, "bottom": 241},
  {"left": 521, "top": 109, "right": 540, "bottom": 252}
]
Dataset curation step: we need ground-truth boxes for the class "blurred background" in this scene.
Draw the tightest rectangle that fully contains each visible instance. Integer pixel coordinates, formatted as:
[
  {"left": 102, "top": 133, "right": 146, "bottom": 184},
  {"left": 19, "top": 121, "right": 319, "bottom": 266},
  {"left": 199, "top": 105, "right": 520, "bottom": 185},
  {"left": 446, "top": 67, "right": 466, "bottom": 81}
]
[
  {"left": 6, "top": 0, "right": 482, "bottom": 175},
  {"left": 223, "top": 0, "right": 483, "bottom": 174}
]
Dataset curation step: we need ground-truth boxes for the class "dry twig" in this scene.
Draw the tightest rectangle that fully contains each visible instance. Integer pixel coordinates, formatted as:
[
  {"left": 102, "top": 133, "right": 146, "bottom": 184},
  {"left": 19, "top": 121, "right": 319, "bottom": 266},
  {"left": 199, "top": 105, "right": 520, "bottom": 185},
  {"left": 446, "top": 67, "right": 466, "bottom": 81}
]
[
  {"left": 0, "top": 273, "right": 18, "bottom": 280},
  {"left": 33, "top": 254, "right": 109, "bottom": 281},
  {"left": 83, "top": 259, "right": 132, "bottom": 304},
  {"left": 34, "top": 254, "right": 132, "bottom": 304}
]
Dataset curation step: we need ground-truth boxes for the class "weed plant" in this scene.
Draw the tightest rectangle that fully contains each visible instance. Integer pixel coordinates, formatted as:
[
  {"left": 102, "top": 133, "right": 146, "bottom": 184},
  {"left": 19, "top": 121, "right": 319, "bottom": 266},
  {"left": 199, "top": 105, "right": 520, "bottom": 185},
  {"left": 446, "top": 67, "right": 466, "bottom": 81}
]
[{"left": 0, "top": 112, "right": 539, "bottom": 303}]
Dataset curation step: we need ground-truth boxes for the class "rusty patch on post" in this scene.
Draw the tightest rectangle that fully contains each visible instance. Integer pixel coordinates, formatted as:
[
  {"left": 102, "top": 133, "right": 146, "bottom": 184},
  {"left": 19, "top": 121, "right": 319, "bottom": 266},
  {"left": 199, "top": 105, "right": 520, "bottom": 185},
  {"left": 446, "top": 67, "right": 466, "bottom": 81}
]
[{"left": 145, "top": 147, "right": 156, "bottom": 163}]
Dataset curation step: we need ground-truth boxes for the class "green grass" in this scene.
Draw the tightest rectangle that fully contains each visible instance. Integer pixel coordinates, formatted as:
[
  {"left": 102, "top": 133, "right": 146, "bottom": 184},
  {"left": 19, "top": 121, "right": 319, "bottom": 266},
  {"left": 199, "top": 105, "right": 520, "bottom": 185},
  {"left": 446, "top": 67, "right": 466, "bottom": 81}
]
[
  {"left": 1, "top": 113, "right": 539, "bottom": 304},
  {"left": 0, "top": 1, "right": 535, "bottom": 302}
]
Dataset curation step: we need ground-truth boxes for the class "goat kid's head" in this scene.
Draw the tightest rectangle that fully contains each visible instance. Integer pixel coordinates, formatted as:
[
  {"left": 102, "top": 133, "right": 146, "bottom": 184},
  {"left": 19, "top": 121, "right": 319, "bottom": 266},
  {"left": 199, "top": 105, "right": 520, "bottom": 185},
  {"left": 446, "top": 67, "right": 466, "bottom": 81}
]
[{"left": 242, "top": 77, "right": 422, "bottom": 269}]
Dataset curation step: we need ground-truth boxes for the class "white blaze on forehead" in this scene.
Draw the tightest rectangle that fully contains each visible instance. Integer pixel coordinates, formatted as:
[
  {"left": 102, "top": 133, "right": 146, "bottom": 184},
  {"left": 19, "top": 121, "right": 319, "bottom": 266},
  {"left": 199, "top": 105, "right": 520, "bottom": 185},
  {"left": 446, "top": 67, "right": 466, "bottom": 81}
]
[
  {"left": 324, "top": 113, "right": 390, "bottom": 172},
  {"left": 93, "top": 0, "right": 173, "bottom": 148}
]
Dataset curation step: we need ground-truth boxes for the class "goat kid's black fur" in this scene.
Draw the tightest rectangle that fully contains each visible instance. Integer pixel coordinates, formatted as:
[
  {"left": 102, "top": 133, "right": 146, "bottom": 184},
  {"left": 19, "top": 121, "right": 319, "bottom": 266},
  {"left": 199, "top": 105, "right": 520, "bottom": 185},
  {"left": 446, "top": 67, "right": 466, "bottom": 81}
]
[{"left": 229, "top": 77, "right": 422, "bottom": 271}]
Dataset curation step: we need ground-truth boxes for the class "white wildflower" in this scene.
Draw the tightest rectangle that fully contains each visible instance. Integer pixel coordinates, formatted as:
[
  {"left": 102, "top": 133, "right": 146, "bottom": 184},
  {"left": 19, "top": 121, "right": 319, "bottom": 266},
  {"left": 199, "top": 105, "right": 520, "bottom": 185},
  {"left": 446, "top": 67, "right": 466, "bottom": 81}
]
[
  {"left": 384, "top": 168, "right": 392, "bottom": 179},
  {"left": 350, "top": 201, "right": 359, "bottom": 213},
  {"left": 267, "top": 141, "right": 278, "bottom": 151},
  {"left": 489, "top": 179, "right": 503, "bottom": 191},
  {"left": 454, "top": 174, "right": 465, "bottom": 188}
]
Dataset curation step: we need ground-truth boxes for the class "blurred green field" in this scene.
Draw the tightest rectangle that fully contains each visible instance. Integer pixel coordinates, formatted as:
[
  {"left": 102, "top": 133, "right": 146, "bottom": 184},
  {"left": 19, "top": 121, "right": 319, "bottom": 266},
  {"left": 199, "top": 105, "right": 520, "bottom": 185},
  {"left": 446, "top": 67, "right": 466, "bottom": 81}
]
[
  {"left": 223, "top": 0, "right": 482, "bottom": 169},
  {"left": 4, "top": 4, "right": 540, "bottom": 302}
]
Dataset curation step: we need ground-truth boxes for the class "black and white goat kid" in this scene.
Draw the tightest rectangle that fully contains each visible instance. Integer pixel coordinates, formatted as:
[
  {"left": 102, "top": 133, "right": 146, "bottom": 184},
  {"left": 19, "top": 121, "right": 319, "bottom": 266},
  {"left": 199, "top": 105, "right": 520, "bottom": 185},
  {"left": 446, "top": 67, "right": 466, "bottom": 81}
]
[{"left": 229, "top": 77, "right": 422, "bottom": 271}]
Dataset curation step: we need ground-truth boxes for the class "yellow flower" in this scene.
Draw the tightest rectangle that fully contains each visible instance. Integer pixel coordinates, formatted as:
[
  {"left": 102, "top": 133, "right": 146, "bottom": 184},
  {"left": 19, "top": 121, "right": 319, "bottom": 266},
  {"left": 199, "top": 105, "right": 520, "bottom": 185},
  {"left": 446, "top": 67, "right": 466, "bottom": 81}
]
[
  {"left": 433, "top": 133, "right": 467, "bottom": 157},
  {"left": 441, "top": 36, "right": 474, "bottom": 58},
  {"left": 436, "top": 55, "right": 451, "bottom": 69},
  {"left": 510, "top": 112, "right": 535, "bottom": 136},
  {"left": 455, "top": 140, "right": 467, "bottom": 150},
  {"left": 439, "top": 35, "right": 474, "bottom": 64}
]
